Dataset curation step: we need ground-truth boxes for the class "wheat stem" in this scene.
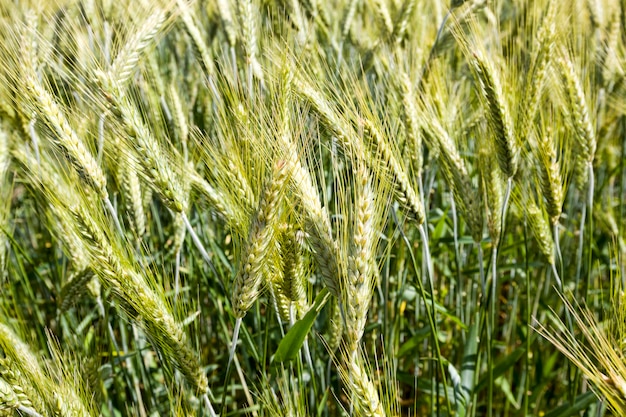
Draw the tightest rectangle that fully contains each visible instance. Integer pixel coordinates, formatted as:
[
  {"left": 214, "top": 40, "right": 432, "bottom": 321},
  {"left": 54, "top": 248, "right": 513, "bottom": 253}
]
[{"left": 181, "top": 212, "right": 219, "bottom": 278}]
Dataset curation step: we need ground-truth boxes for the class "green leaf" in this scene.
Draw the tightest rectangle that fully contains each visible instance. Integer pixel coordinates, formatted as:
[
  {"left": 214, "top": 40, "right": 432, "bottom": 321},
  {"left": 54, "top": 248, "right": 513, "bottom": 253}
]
[
  {"left": 272, "top": 288, "right": 330, "bottom": 363},
  {"left": 495, "top": 376, "right": 520, "bottom": 409},
  {"left": 544, "top": 392, "right": 596, "bottom": 417},
  {"left": 475, "top": 337, "right": 534, "bottom": 392}
]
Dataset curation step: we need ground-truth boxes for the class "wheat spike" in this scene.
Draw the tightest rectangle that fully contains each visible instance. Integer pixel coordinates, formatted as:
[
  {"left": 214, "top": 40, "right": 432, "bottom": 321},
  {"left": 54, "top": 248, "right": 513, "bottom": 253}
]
[
  {"left": 109, "top": 9, "right": 166, "bottom": 87},
  {"left": 362, "top": 119, "right": 425, "bottom": 224},
  {"left": 99, "top": 77, "right": 186, "bottom": 213},
  {"left": 232, "top": 160, "right": 288, "bottom": 318},
  {"left": 344, "top": 163, "right": 377, "bottom": 356},
  {"left": 537, "top": 128, "right": 564, "bottom": 225},
  {"left": 557, "top": 51, "right": 596, "bottom": 190},
  {"left": 69, "top": 203, "right": 208, "bottom": 394},
  {"left": 344, "top": 355, "right": 385, "bottom": 417},
  {"left": 470, "top": 51, "right": 518, "bottom": 179}
]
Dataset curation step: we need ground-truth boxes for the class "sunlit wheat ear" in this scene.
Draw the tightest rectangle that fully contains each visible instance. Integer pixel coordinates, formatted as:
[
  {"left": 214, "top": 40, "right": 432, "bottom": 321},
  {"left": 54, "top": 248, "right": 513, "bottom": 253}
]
[
  {"left": 479, "top": 148, "right": 503, "bottom": 244},
  {"left": 0, "top": 357, "right": 42, "bottom": 414},
  {"left": 536, "top": 127, "right": 564, "bottom": 226},
  {"left": 517, "top": 1, "right": 556, "bottom": 145},
  {"left": 59, "top": 267, "right": 96, "bottom": 312},
  {"left": 216, "top": 0, "right": 237, "bottom": 49},
  {"left": 293, "top": 74, "right": 362, "bottom": 157},
  {"left": 116, "top": 154, "right": 146, "bottom": 240},
  {"left": 229, "top": 159, "right": 289, "bottom": 369},
  {"left": 98, "top": 76, "right": 186, "bottom": 214},
  {"left": 601, "top": 10, "right": 624, "bottom": 84},
  {"left": 535, "top": 292, "right": 626, "bottom": 414},
  {"left": 519, "top": 192, "right": 560, "bottom": 289},
  {"left": 189, "top": 169, "right": 243, "bottom": 231},
  {"left": 343, "top": 162, "right": 378, "bottom": 359},
  {"left": 398, "top": 73, "right": 423, "bottom": 180},
  {"left": 167, "top": 83, "right": 189, "bottom": 156},
  {"left": 340, "top": 0, "right": 359, "bottom": 40},
  {"left": 68, "top": 202, "right": 210, "bottom": 396},
  {"left": 280, "top": 227, "right": 310, "bottom": 321},
  {"left": 340, "top": 353, "right": 385, "bottom": 417},
  {"left": 21, "top": 63, "right": 113, "bottom": 219},
  {"left": 109, "top": 9, "right": 166, "bottom": 87},
  {"left": 16, "top": 17, "right": 125, "bottom": 237},
  {"left": 372, "top": 0, "right": 393, "bottom": 37},
  {"left": 362, "top": 119, "right": 425, "bottom": 224},
  {"left": 0, "top": 375, "right": 23, "bottom": 414},
  {"left": 391, "top": 0, "right": 416, "bottom": 45},
  {"left": 557, "top": 50, "right": 596, "bottom": 191},
  {"left": 236, "top": 0, "right": 263, "bottom": 88},
  {"left": 278, "top": 67, "right": 341, "bottom": 295},
  {"left": 175, "top": 0, "right": 215, "bottom": 79},
  {"left": 0, "top": 323, "right": 91, "bottom": 417},
  {"left": 11, "top": 147, "right": 96, "bottom": 309},
  {"left": 469, "top": 51, "right": 518, "bottom": 180},
  {"left": 422, "top": 114, "right": 483, "bottom": 242}
]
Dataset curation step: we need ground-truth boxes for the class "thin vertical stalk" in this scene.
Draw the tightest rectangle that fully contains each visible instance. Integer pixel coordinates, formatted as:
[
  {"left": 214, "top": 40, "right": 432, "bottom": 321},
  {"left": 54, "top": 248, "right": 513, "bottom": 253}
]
[{"left": 418, "top": 223, "right": 451, "bottom": 415}]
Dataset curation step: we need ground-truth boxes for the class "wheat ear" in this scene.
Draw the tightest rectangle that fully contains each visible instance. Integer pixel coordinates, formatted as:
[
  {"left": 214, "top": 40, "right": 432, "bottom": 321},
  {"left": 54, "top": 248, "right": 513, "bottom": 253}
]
[
  {"left": 0, "top": 323, "right": 91, "bottom": 417},
  {"left": 99, "top": 77, "right": 186, "bottom": 213},
  {"left": 363, "top": 119, "right": 425, "bottom": 224},
  {"left": 537, "top": 128, "right": 564, "bottom": 226},
  {"left": 0, "top": 357, "right": 38, "bottom": 412},
  {"left": 372, "top": 0, "right": 394, "bottom": 36},
  {"left": 557, "top": 51, "right": 596, "bottom": 190},
  {"left": 422, "top": 116, "right": 483, "bottom": 241},
  {"left": 236, "top": 0, "right": 263, "bottom": 88},
  {"left": 0, "top": 377, "right": 45, "bottom": 417},
  {"left": 22, "top": 75, "right": 106, "bottom": 198},
  {"left": 517, "top": 1, "right": 556, "bottom": 144},
  {"left": 343, "top": 354, "right": 384, "bottom": 417},
  {"left": 109, "top": 9, "right": 166, "bottom": 87},
  {"left": 231, "top": 161, "right": 288, "bottom": 318},
  {"left": 281, "top": 69, "right": 341, "bottom": 295},
  {"left": 479, "top": 149, "right": 503, "bottom": 245},
  {"left": 116, "top": 153, "right": 147, "bottom": 239},
  {"left": 175, "top": 0, "right": 215, "bottom": 79},
  {"left": 344, "top": 162, "right": 377, "bottom": 358},
  {"left": 228, "top": 159, "right": 289, "bottom": 371},
  {"left": 470, "top": 51, "right": 518, "bottom": 179},
  {"left": 65, "top": 201, "right": 209, "bottom": 395},
  {"left": 19, "top": 20, "right": 123, "bottom": 235},
  {"left": 398, "top": 73, "right": 423, "bottom": 180},
  {"left": 280, "top": 227, "right": 310, "bottom": 320}
]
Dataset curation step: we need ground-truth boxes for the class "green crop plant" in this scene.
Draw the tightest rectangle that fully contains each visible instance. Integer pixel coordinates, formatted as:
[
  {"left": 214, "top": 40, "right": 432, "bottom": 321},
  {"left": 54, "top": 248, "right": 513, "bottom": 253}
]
[{"left": 0, "top": 0, "right": 624, "bottom": 416}]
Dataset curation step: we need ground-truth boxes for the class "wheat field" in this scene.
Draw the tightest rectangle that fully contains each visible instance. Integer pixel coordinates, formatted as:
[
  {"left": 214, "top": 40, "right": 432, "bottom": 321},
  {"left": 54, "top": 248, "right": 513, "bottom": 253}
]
[{"left": 0, "top": 0, "right": 625, "bottom": 415}]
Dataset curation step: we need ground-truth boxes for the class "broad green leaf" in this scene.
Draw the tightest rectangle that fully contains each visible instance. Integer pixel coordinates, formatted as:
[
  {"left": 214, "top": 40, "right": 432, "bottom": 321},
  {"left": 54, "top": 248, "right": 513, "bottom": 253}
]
[
  {"left": 544, "top": 392, "right": 596, "bottom": 417},
  {"left": 273, "top": 288, "right": 330, "bottom": 363}
]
